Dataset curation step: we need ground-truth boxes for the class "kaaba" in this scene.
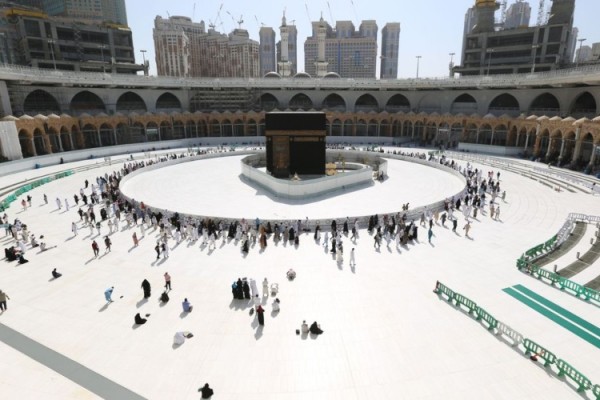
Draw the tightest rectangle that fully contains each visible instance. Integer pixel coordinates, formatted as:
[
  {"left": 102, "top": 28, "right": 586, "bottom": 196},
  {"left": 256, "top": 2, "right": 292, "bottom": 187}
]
[{"left": 265, "top": 112, "right": 326, "bottom": 178}]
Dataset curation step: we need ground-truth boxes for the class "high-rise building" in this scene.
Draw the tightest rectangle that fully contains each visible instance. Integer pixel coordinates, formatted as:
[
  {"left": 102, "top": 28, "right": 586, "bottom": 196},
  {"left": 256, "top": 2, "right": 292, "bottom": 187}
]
[
  {"left": 304, "top": 18, "right": 378, "bottom": 78},
  {"left": 153, "top": 15, "right": 259, "bottom": 78},
  {"left": 153, "top": 16, "right": 191, "bottom": 77},
  {"left": 35, "top": 0, "right": 127, "bottom": 25},
  {"left": 259, "top": 26, "right": 275, "bottom": 76},
  {"left": 276, "top": 15, "right": 297, "bottom": 77},
  {"left": 456, "top": 0, "right": 576, "bottom": 75},
  {"left": 0, "top": 4, "right": 141, "bottom": 73},
  {"left": 504, "top": 1, "right": 531, "bottom": 29},
  {"left": 380, "top": 22, "right": 400, "bottom": 79},
  {"left": 567, "top": 27, "right": 578, "bottom": 62},
  {"left": 575, "top": 45, "right": 592, "bottom": 63},
  {"left": 591, "top": 43, "right": 600, "bottom": 61}
]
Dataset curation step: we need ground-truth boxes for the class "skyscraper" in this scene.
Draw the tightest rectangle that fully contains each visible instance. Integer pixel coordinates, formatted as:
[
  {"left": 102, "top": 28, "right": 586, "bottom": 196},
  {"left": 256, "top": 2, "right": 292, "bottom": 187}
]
[
  {"left": 153, "top": 15, "right": 259, "bottom": 78},
  {"left": 504, "top": 1, "right": 531, "bottom": 30},
  {"left": 304, "top": 18, "right": 378, "bottom": 78},
  {"left": 380, "top": 22, "right": 400, "bottom": 79},
  {"left": 259, "top": 26, "right": 275, "bottom": 76}
]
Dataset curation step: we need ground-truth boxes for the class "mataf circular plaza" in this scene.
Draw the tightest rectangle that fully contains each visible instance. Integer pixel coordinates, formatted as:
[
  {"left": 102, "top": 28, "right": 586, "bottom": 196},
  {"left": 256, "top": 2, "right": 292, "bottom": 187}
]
[{"left": 1, "top": 65, "right": 600, "bottom": 400}]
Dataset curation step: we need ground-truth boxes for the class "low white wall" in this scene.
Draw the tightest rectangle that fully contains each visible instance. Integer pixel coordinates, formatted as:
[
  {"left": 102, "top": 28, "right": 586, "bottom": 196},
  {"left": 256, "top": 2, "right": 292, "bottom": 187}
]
[
  {"left": 240, "top": 154, "right": 374, "bottom": 199},
  {"left": 458, "top": 143, "right": 524, "bottom": 156}
]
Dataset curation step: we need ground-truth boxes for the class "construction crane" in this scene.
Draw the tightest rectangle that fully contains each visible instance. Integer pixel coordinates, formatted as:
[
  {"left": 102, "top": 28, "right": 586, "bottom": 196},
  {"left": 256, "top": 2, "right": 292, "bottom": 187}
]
[
  {"left": 254, "top": 15, "right": 264, "bottom": 28},
  {"left": 208, "top": 3, "right": 223, "bottom": 30},
  {"left": 499, "top": 0, "right": 507, "bottom": 25},
  {"left": 537, "top": 0, "right": 546, "bottom": 26}
]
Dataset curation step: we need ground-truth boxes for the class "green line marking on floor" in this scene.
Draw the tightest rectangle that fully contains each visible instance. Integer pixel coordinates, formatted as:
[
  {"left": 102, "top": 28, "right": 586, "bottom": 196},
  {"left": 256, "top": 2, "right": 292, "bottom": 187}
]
[
  {"left": 502, "top": 287, "right": 600, "bottom": 350},
  {"left": 512, "top": 284, "right": 600, "bottom": 338}
]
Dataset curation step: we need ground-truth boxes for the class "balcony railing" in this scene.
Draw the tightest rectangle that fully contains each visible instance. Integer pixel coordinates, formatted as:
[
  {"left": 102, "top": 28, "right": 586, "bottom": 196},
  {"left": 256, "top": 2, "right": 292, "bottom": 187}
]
[{"left": 1, "top": 63, "right": 600, "bottom": 91}]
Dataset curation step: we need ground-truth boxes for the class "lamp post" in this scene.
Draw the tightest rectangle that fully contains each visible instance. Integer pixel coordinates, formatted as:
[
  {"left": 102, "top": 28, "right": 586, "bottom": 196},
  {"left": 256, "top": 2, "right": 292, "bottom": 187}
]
[
  {"left": 47, "top": 39, "right": 57, "bottom": 70},
  {"left": 416, "top": 55, "right": 422, "bottom": 79},
  {"left": 531, "top": 44, "right": 540, "bottom": 74},
  {"left": 576, "top": 38, "right": 587, "bottom": 67},
  {"left": 449, "top": 52, "right": 455, "bottom": 77},
  {"left": 486, "top": 48, "right": 495, "bottom": 76}
]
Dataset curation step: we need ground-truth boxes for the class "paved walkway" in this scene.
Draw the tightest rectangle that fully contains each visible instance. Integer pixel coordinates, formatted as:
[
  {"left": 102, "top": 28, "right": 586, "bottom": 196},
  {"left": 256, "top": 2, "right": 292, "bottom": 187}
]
[{"left": 1, "top": 147, "right": 599, "bottom": 400}]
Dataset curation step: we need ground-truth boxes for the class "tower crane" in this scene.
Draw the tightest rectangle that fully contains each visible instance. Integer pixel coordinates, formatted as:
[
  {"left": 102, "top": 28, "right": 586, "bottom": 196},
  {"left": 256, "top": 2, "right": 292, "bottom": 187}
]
[
  {"left": 537, "top": 0, "right": 546, "bottom": 26},
  {"left": 208, "top": 3, "right": 223, "bottom": 30}
]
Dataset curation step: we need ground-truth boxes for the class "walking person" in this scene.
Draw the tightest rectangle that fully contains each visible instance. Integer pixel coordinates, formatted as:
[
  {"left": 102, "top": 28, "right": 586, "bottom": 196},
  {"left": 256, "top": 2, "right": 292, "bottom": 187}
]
[
  {"left": 154, "top": 242, "right": 161, "bottom": 260},
  {"left": 256, "top": 304, "right": 265, "bottom": 326},
  {"left": 0, "top": 289, "right": 10, "bottom": 312},
  {"left": 452, "top": 219, "right": 458, "bottom": 233},
  {"left": 43, "top": 194, "right": 48, "bottom": 205},
  {"left": 92, "top": 240, "right": 99, "bottom": 257},
  {"left": 463, "top": 221, "right": 472, "bottom": 238},
  {"left": 141, "top": 279, "right": 151, "bottom": 298},
  {"left": 495, "top": 206, "right": 501, "bottom": 221},
  {"left": 132, "top": 231, "right": 139, "bottom": 247},
  {"left": 71, "top": 222, "right": 78, "bottom": 236},
  {"left": 164, "top": 272, "right": 172, "bottom": 291},
  {"left": 56, "top": 197, "right": 62, "bottom": 210},
  {"left": 104, "top": 287, "right": 114, "bottom": 303},
  {"left": 428, "top": 228, "right": 433, "bottom": 243},
  {"left": 104, "top": 236, "right": 112, "bottom": 253},
  {"left": 349, "top": 248, "right": 356, "bottom": 267}
]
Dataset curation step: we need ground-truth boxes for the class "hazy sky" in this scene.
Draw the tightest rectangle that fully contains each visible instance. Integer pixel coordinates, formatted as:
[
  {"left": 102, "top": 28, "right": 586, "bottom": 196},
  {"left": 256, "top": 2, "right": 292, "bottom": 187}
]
[{"left": 125, "top": 0, "right": 598, "bottom": 78}]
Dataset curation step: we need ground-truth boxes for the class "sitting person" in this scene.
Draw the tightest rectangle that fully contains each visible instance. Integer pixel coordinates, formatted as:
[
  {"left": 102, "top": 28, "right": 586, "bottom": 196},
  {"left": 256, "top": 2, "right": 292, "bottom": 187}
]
[
  {"left": 30, "top": 235, "right": 39, "bottom": 248},
  {"left": 301, "top": 320, "right": 309, "bottom": 334},
  {"left": 198, "top": 383, "right": 214, "bottom": 399},
  {"left": 286, "top": 268, "right": 296, "bottom": 280},
  {"left": 160, "top": 291, "right": 170, "bottom": 303},
  {"left": 182, "top": 298, "right": 193, "bottom": 312},
  {"left": 272, "top": 298, "right": 280, "bottom": 312},
  {"left": 134, "top": 312, "right": 147, "bottom": 325},
  {"left": 51, "top": 268, "right": 62, "bottom": 279},
  {"left": 309, "top": 321, "right": 324, "bottom": 335}
]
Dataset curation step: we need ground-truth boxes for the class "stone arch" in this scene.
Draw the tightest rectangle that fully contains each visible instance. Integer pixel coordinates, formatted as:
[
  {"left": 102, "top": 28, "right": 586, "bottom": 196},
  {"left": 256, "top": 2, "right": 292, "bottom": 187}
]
[
  {"left": 331, "top": 119, "right": 342, "bottom": 136},
  {"left": 232, "top": 119, "right": 244, "bottom": 136},
  {"left": 172, "top": 119, "right": 185, "bottom": 139},
  {"left": 46, "top": 127, "right": 61, "bottom": 152},
  {"left": 60, "top": 126, "right": 72, "bottom": 151},
  {"left": 529, "top": 93, "right": 560, "bottom": 116},
  {"left": 355, "top": 94, "right": 379, "bottom": 113},
  {"left": 578, "top": 132, "right": 595, "bottom": 166},
  {"left": 451, "top": 93, "right": 477, "bottom": 114},
  {"left": 380, "top": 119, "right": 391, "bottom": 137},
  {"left": 99, "top": 123, "right": 115, "bottom": 146},
  {"left": 259, "top": 93, "right": 279, "bottom": 111},
  {"left": 209, "top": 119, "right": 220, "bottom": 136},
  {"left": 367, "top": 118, "right": 378, "bottom": 136},
  {"left": 356, "top": 119, "right": 367, "bottom": 135},
  {"left": 18, "top": 129, "right": 34, "bottom": 157},
  {"left": 322, "top": 94, "right": 346, "bottom": 112},
  {"left": 560, "top": 130, "right": 577, "bottom": 164},
  {"left": 160, "top": 120, "right": 173, "bottom": 140},
  {"left": 198, "top": 120, "right": 207, "bottom": 137},
  {"left": 146, "top": 122, "right": 159, "bottom": 142},
  {"left": 464, "top": 123, "right": 478, "bottom": 143},
  {"left": 23, "top": 89, "right": 61, "bottom": 115},
  {"left": 479, "top": 124, "right": 493, "bottom": 144},
  {"left": 343, "top": 119, "right": 353, "bottom": 136},
  {"left": 289, "top": 93, "right": 313, "bottom": 110},
  {"left": 81, "top": 124, "right": 99, "bottom": 148},
  {"left": 70, "top": 91, "right": 106, "bottom": 115},
  {"left": 116, "top": 92, "right": 147, "bottom": 113},
  {"left": 156, "top": 92, "right": 182, "bottom": 112},
  {"left": 536, "top": 129, "right": 550, "bottom": 157},
  {"left": 221, "top": 119, "right": 233, "bottom": 136},
  {"left": 114, "top": 123, "right": 133, "bottom": 144},
  {"left": 385, "top": 94, "right": 410, "bottom": 113},
  {"left": 129, "top": 122, "right": 145, "bottom": 143},
  {"left": 570, "top": 92, "right": 597, "bottom": 119},
  {"left": 488, "top": 93, "right": 520, "bottom": 116},
  {"left": 246, "top": 119, "right": 257, "bottom": 136},
  {"left": 493, "top": 124, "right": 508, "bottom": 146}
]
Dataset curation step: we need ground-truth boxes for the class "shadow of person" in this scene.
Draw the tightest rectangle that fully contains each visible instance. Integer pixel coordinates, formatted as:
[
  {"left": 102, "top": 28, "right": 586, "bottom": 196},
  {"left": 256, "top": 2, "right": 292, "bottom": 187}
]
[
  {"left": 131, "top": 323, "right": 142, "bottom": 330},
  {"left": 179, "top": 311, "right": 189, "bottom": 318},
  {"left": 98, "top": 303, "right": 109, "bottom": 312},
  {"left": 301, "top": 331, "right": 308, "bottom": 340},
  {"left": 48, "top": 277, "right": 57, "bottom": 282},
  {"left": 136, "top": 298, "right": 148, "bottom": 308},
  {"left": 172, "top": 342, "right": 182, "bottom": 350},
  {"left": 254, "top": 325, "right": 263, "bottom": 340}
]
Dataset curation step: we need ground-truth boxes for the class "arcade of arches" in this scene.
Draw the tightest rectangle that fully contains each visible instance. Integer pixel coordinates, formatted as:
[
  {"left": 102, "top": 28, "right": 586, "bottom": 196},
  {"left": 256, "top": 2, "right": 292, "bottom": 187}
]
[{"left": 7, "top": 111, "right": 600, "bottom": 170}]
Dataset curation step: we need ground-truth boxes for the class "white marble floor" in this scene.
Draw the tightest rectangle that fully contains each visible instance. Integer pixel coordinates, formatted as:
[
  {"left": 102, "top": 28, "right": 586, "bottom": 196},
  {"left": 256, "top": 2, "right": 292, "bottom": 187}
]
[{"left": 0, "top": 148, "right": 599, "bottom": 400}]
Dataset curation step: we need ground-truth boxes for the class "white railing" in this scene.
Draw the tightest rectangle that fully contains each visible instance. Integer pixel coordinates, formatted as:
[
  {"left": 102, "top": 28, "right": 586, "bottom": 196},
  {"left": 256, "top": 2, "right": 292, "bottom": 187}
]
[
  {"left": 2, "top": 63, "right": 600, "bottom": 90},
  {"left": 556, "top": 213, "right": 600, "bottom": 248},
  {"left": 532, "top": 167, "right": 600, "bottom": 192}
]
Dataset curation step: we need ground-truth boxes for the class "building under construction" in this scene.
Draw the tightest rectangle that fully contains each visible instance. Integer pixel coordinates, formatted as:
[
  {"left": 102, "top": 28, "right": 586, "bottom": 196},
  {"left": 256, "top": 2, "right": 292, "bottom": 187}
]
[{"left": 455, "top": 0, "right": 576, "bottom": 76}]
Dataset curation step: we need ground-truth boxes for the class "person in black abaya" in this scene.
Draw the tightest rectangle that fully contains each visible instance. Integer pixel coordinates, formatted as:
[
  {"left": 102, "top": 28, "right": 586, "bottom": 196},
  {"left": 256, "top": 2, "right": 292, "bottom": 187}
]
[
  {"left": 134, "top": 313, "right": 147, "bottom": 325},
  {"left": 256, "top": 305, "right": 265, "bottom": 325},
  {"left": 141, "top": 279, "right": 151, "bottom": 298},
  {"left": 288, "top": 227, "right": 295, "bottom": 241},
  {"left": 309, "top": 321, "right": 323, "bottom": 335},
  {"left": 242, "top": 280, "right": 250, "bottom": 299}
]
